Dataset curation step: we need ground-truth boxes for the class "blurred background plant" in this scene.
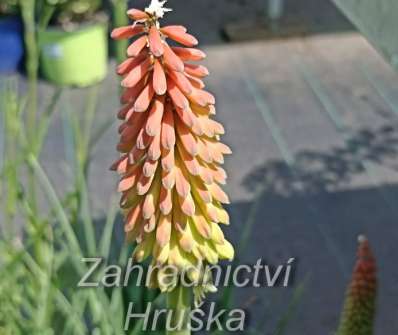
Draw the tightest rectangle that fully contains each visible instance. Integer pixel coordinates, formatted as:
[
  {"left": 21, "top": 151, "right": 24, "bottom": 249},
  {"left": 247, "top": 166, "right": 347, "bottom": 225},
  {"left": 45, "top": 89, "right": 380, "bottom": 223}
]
[
  {"left": 0, "top": 0, "right": 18, "bottom": 16},
  {"left": 0, "top": 1, "right": 158, "bottom": 333},
  {"left": 0, "top": 71, "right": 164, "bottom": 335},
  {"left": 37, "top": 0, "right": 104, "bottom": 30}
]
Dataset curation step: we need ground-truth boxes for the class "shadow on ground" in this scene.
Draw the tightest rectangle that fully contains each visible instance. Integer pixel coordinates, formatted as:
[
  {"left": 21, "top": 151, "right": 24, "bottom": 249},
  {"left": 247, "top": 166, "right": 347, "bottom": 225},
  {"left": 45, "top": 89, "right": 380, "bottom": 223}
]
[
  {"left": 225, "top": 124, "right": 398, "bottom": 333},
  {"left": 243, "top": 124, "right": 398, "bottom": 194}
]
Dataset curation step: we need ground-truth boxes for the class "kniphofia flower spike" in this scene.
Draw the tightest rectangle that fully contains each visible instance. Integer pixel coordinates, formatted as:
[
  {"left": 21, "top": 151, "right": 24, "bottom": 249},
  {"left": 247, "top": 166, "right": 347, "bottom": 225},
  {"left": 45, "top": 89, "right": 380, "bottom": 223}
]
[
  {"left": 111, "top": 0, "right": 234, "bottom": 303},
  {"left": 336, "top": 236, "right": 377, "bottom": 335}
]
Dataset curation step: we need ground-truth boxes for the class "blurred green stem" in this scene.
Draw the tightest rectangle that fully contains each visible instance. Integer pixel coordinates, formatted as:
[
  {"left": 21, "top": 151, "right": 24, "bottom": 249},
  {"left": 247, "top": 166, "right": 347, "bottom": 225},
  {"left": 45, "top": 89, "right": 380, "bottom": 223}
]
[
  {"left": 18, "top": 1, "right": 59, "bottom": 274},
  {"left": 20, "top": 0, "right": 38, "bottom": 141},
  {"left": 20, "top": 0, "right": 55, "bottom": 209},
  {"left": 81, "top": 85, "right": 99, "bottom": 172},
  {"left": 111, "top": 0, "right": 129, "bottom": 64},
  {"left": 38, "top": 2, "right": 55, "bottom": 30},
  {"left": 64, "top": 86, "right": 99, "bottom": 255},
  {"left": 1, "top": 79, "right": 20, "bottom": 236},
  {"left": 167, "top": 286, "right": 191, "bottom": 335},
  {"left": 35, "top": 88, "right": 63, "bottom": 156},
  {"left": 20, "top": 0, "right": 39, "bottom": 214}
]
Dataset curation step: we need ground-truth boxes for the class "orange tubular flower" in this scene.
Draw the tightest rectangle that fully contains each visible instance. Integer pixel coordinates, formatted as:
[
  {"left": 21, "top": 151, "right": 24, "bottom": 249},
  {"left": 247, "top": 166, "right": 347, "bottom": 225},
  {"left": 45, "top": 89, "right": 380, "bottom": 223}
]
[{"left": 111, "top": 1, "right": 234, "bottom": 301}]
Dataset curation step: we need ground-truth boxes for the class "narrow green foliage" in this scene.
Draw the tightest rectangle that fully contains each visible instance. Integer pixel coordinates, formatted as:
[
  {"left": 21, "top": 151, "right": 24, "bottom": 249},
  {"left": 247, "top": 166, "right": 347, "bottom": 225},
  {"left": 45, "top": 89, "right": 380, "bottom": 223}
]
[{"left": 0, "top": 79, "right": 20, "bottom": 233}]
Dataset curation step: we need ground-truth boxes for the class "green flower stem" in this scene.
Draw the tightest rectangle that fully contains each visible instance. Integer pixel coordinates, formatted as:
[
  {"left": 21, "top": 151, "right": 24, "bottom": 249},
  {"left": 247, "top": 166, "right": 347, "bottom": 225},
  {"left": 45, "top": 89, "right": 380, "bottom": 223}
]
[
  {"left": 19, "top": 0, "right": 56, "bottom": 271},
  {"left": 20, "top": 0, "right": 39, "bottom": 218},
  {"left": 111, "top": 0, "right": 129, "bottom": 64},
  {"left": 167, "top": 286, "right": 191, "bottom": 335},
  {"left": 20, "top": 0, "right": 38, "bottom": 143},
  {"left": 1, "top": 79, "right": 19, "bottom": 236},
  {"left": 38, "top": 3, "right": 56, "bottom": 30}
]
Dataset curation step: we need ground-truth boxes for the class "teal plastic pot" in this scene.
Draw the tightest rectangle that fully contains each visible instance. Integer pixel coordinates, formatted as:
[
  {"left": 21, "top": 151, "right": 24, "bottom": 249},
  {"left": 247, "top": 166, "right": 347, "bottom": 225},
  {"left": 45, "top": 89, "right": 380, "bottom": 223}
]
[{"left": 39, "top": 23, "right": 108, "bottom": 87}]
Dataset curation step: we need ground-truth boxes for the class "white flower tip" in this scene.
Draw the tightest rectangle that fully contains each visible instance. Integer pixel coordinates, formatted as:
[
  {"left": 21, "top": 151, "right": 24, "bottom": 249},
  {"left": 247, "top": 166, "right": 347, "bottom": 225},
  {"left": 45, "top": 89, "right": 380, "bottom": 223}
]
[
  {"left": 358, "top": 234, "right": 367, "bottom": 243},
  {"left": 145, "top": 0, "right": 172, "bottom": 18}
]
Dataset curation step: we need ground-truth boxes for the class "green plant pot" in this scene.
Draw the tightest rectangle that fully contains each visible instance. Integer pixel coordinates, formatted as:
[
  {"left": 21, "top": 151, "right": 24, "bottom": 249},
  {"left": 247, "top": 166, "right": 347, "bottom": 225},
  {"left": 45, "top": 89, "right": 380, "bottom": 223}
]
[{"left": 39, "top": 23, "right": 108, "bottom": 87}]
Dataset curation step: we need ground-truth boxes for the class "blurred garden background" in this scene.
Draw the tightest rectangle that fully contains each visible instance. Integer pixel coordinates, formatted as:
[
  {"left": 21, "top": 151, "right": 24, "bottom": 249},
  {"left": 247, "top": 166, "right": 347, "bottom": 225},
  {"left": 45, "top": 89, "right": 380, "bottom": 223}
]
[{"left": 1, "top": 0, "right": 398, "bottom": 334}]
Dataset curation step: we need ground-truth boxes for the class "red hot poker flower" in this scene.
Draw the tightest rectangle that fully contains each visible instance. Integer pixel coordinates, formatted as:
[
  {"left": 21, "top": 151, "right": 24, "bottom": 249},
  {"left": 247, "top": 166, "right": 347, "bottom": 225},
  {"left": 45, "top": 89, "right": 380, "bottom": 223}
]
[
  {"left": 336, "top": 236, "right": 377, "bottom": 335},
  {"left": 111, "top": 1, "right": 234, "bottom": 301}
]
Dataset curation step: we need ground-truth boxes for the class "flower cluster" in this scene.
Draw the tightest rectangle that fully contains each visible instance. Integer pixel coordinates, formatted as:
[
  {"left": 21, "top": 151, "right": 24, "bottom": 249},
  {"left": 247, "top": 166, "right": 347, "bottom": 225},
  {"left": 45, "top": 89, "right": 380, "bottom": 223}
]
[
  {"left": 111, "top": 1, "right": 234, "bottom": 301},
  {"left": 337, "top": 236, "right": 377, "bottom": 335}
]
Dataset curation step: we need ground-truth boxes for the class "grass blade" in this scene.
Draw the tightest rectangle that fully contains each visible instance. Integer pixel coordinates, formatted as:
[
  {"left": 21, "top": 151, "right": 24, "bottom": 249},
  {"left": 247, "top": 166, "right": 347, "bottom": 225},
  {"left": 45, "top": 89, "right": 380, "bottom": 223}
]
[
  {"left": 273, "top": 277, "right": 309, "bottom": 335},
  {"left": 26, "top": 154, "right": 83, "bottom": 263},
  {"left": 99, "top": 194, "right": 119, "bottom": 259}
]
